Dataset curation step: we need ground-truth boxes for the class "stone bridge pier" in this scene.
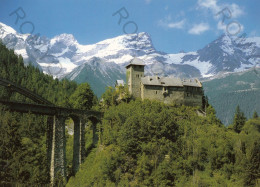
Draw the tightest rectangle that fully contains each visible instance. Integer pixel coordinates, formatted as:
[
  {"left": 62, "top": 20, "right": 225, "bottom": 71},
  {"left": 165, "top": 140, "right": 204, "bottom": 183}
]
[
  {"left": 47, "top": 115, "right": 99, "bottom": 184},
  {"left": 47, "top": 115, "right": 67, "bottom": 184},
  {"left": 72, "top": 116, "right": 86, "bottom": 176}
]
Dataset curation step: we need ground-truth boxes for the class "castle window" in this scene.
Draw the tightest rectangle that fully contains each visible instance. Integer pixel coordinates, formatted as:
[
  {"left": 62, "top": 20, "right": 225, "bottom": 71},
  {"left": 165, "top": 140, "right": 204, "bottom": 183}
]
[{"left": 156, "top": 91, "right": 157, "bottom": 94}]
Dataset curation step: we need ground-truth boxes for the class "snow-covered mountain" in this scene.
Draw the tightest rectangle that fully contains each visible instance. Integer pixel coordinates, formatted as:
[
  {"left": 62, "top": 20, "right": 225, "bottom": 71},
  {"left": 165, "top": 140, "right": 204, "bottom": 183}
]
[{"left": 0, "top": 22, "right": 259, "bottom": 96}]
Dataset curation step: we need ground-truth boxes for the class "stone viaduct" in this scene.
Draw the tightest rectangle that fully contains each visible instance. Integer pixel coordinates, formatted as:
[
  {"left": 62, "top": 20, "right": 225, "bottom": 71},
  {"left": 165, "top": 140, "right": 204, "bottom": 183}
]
[{"left": 0, "top": 78, "right": 103, "bottom": 184}]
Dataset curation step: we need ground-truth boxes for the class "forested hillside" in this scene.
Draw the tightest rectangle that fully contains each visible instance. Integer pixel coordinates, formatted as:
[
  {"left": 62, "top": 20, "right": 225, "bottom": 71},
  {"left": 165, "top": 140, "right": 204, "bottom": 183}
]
[
  {"left": 203, "top": 69, "right": 260, "bottom": 125},
  {"left": 0, "top": 42, "right": 78, "bottom": 107},
  {"left": 0, "top": 42, "right": 259, "bottom": 186},
  {"left": 0, "top": 42, "right": 79, "bottom": 185},
  {"left": 67, "top": 99, "right": 260, "bottom": 186}
]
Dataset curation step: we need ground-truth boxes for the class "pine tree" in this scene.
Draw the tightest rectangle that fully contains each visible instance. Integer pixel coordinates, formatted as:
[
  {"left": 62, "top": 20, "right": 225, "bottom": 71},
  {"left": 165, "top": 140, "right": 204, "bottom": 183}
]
[
  {"left": 69, "top": 83, "right": 94, "bottom": 110},
  {"left": 253, "top": 111, "right": 258, "bottom": 119},
  {"left": 201, "top": 87, "right": 209, "bottom": 111},
  {"left": 233, "top": 105, "right": 247, "bottom": 133},
  {"left": 245, "top": 141, "right": 260, "bottom": 186}
]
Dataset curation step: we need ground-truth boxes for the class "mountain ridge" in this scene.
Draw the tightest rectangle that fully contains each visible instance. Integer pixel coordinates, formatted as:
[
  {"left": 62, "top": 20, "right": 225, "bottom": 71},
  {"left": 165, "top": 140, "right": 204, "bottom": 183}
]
[
  {"left": 1, "top": 22, "right": 259, "bottom": 79},
  {"left": 1, "top": 21, "right": 260, "bottom": 98},
  {"left": 203, "top": 67, "right": 260, "bottom": 125},
  {"left": 0, "top": 22, "right": 259, "bottom": 125}
]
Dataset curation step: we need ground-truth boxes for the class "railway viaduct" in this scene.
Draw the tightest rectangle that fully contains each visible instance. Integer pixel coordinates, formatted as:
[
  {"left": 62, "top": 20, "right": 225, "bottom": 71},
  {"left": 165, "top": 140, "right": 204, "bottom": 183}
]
[{"left": 0, "top": 77, "right": 103, "bottom": 184}]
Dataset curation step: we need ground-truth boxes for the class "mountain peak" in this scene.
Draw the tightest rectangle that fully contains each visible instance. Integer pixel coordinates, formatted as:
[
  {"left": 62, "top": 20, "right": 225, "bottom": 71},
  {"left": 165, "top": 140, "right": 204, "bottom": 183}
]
[
  {"left": 0, "top": 22, "right": 17, "bottom": 38},
  {"left": 0, "top": 22, "right": 259, "bottom": 80},
  {"left": 50, "top": 33, "right": 77, "bottom": 46},
  {"left": 118, "top": 32, "right": 155, "bottom": 52},
  {"left": 220, "top": 34, "right": 233, "bottom": 44},
  {"left": 97, "top": 32, "right": 154, "bottom": 50}
]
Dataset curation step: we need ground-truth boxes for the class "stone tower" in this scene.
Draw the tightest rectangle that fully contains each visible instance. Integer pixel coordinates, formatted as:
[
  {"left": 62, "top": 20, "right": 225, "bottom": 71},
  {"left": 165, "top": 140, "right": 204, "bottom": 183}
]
[{"left": 126, "top": 58, "right": 145, "bottom": 98}]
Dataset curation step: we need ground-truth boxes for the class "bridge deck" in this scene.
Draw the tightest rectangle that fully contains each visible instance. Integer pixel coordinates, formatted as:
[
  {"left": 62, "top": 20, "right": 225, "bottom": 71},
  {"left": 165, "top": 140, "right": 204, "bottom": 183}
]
[
  {"left": 0, "top": 77, "right": 54, "bottom": 105},
  {"left": 0, "top": 99, "right": 102, "bottom": 118}
]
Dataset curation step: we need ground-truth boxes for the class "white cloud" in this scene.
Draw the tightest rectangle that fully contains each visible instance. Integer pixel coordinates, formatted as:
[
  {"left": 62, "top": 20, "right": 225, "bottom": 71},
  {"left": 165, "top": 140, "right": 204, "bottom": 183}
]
[
  {"left": 198, "top": 0, "right": 220, "bottom": 13},
  {"left": 167, "top": 20, "right": 186, "bottom": 29},
  {"left": 197, "top": 0, "right": 244, "bottom": 32},
  {"left": 226, "top": 21, "right": 244, "bottom": 35},
  {"left": 144, "top": 0, "right": 151, "bottom": 4},
  {"left": 158, "top": 15, "right": 185, "bottom": 29},
  {"left": 198, "top": 0, "right": 244, "bottom": 18},
  {"left": 217, "top": 20, "right": 244, "bottom": 35},
  {"left": 188, "top": 23, "right": 210, "bottom": 35},
  {"left": 229, "top": 3, "right": 244, "bottom": 18}
]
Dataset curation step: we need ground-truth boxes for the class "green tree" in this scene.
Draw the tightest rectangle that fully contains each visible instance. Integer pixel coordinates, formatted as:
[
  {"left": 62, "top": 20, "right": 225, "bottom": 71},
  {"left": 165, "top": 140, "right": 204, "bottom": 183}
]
[
  {"left": 0, "top": 42, "right": 78, "bottom": 185},
  {"left": 253, "top": 111, "right": 258, "bottom": 119},
  {"left": 69, "top": 83, "right": 94, "bottom": 110},
  {"left": 233, "top": 105, "right": 246, "bottom": 133},
  {"left": 101, "top": 86, "right": 117, "bottom": 108},
  {"left": 202, "top": 87, "right": 209, "bottom": 111},
  {"left": 245, "top": 141, "right": 260, "bottom": 186}
]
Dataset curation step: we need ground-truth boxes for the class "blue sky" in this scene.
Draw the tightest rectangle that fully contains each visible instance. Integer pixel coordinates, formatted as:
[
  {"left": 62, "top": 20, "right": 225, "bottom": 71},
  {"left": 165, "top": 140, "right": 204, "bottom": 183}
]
[{"left": 0, "top": 0, "right": 259, "bottom": 53}]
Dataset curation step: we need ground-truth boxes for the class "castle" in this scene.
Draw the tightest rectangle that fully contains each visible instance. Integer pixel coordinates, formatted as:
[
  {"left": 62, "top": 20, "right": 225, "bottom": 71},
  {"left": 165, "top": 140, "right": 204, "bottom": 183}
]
[{"left": 122, "top": 58, "right": 203, "bottom": 106}]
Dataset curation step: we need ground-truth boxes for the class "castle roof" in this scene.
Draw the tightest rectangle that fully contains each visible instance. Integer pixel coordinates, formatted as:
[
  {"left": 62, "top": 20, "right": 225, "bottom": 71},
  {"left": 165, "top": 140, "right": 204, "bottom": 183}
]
[
  {"left": 141, "top": 76, "right": 182, "bottom": 87},
  {"left": 115, "top": 80, "right": 125, "bottom": 86},
  {"left": 141, "top": 76, "right": 202, "bottom": 87},
  {"left": 182, "top": 79, "right": 202, "bottom": 87},
  {"left": 126, "top": 57, "right": 145, "bottom": 68}
]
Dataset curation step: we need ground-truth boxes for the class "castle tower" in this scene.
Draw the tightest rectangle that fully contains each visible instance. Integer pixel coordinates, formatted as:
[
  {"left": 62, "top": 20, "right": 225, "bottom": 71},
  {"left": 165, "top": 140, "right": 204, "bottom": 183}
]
[{"left": 126, "top": 58, "right": 145, "bottom": 98}]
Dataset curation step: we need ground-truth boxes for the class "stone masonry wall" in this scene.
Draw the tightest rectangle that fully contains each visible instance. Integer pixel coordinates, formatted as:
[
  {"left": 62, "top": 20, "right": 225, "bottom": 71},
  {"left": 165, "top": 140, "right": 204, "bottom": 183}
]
[
  {"left": 127, "top": 65, "right": 144, "bottom": 98},
  {"left": 141, "top": 84, "right": 202, "bottom": 106},
  {"left": 141, "top": 85, "right": 185, "bottom": 104}
]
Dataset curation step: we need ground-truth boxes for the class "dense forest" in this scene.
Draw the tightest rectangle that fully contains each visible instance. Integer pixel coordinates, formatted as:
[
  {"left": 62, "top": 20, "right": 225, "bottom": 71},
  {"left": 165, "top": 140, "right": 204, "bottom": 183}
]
[
  {"left": 0, "top": 42, "right": 79, "bottom": 185},
  {"left": 203, "top": 68, "right": 260, "bottom": 125},
  {"left": 0, "top": 42, "right": 260, "bottom": 186},
  {"left": 67, "top": 98, "right": 260, "bottom": 186}
]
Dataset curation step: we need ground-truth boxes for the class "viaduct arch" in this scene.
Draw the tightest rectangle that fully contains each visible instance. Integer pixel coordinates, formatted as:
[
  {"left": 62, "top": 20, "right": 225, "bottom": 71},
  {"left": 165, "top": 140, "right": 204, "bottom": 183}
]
[{"left": 0, "top": 77, "right": 103, "bottom": 184}]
